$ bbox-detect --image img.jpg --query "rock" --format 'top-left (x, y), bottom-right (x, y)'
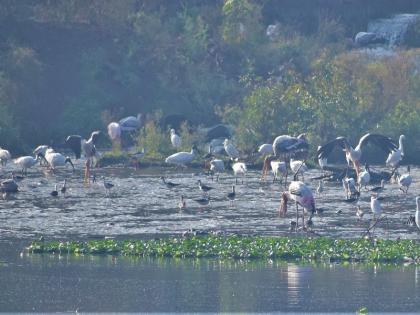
top-left (201, 124), bottom-right (232, 142)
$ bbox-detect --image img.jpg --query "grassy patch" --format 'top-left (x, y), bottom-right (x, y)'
top-left (27, 236), bottom-right (420, 263)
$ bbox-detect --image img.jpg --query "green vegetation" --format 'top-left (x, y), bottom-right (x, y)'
top-left (28, 236), bottom-right (420, 263)
top-left (1, 1), bottom-right (420, 161)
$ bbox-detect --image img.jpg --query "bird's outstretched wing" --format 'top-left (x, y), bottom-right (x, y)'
top-left (65, 135), bottom-right (82, 159)
top-left (317, 137), bottom-right (349, 159)
top-left (357, 133), bottom-right (397, 153)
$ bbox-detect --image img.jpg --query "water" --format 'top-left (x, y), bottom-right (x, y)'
top-left (1, 160), bottom-right (420, 311)
top-left (1, 239), bottom-right (420, 312)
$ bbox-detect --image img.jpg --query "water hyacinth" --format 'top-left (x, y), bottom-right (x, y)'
top-left (27, 236), bottom-right (420, 263)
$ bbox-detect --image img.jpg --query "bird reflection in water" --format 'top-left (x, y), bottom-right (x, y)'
top-left (285, 264), bottom-right (312, 306)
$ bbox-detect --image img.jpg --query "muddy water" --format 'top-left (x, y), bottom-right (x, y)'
top-left (1, 160), bottom-right (419, 240)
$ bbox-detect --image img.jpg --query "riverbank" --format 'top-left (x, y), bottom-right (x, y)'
top-left (28, 235), bottom-right (420, 263)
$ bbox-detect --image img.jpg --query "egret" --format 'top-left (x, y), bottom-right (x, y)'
top-left (398, 166), bottom-right (412, 194)
top-left (370, 194), bottom-right (382, 219)
top-left (0, 148), bottom-right (11, 166)
top-left (210, 159), bottom-right (225, 181)
top-left (279, 181), bottom-right (316, 229)
top-left (170, 129), bottom-right (182, 148)
top-left (386, 135), bottom-right (405, 169)
top-left (165, 145), bottom-right (198, 167)
top-left (232, 162), bottom-right (247, 184)
top-left (317, 133), bottom-right (397, 176)
top-left (415, 197), bottom-right (420, 230)
top-left (107, 122), bottom-right (122, 150)
top-left (223, 139), bottom-right (240, 160)
top-left (357, 165), bottom-right (371, 191)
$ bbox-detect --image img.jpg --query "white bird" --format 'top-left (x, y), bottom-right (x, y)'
top-left (415, 196), bottom-right (420, 230)
top-left (290, 158), bottom-right (307, 180)
top-left (356, 205), bottom-right (364, 220)
top-left (357, 165), bottom-right (371, 190)
top-left (44, 151), bottom-right (75, 172)
top-left (232, 162), bottom-right (247, 184)
top-left (82, 131), bottom-right (101, 160)
top-left (370, 194), bottom-right (382, 219)
top-left (223, 139), bottom-right (240, 160)
top-left (273, 134), bottom-right (309, 160)
top-left (271, 160), bottom-right (287, 183)
top-left (14, 156), bottom-right (40, 175)
top-left (119, 113), bottom-right (142, 132)
top-left (210, 159), bottom-right (225, 181)
top-left (165, 146), bottom-right (197, 167)
top-left (170, 129), bottom-right (182, 148)
top-left (398, 166), bottom-right (412, 194)
top-left (280, 181), bottom-right (316, 228)
top-left (386, 135), bottom-right (405, 169)
top-left (208, 138), bottom-right (225, 155)
top-left (33, 145), bottom-right (49, 166)
top-left (317, 133), bottom-right (397, 176)
top-left (0, 148), bottom-right (11, 166)
top-left (316, 180), bottom-right (324, 195)
top-left (342, 177), bottom-right (359, 200)
top-left (258, 143), bottom-right (273, 156)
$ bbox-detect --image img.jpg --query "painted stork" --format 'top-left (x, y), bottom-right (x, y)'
top-left (273, 134), bottom-right (309, 161)
top-left (43, 150), bottom-right (74, 172)
top-left (0, 148), bottom-right (11, 166)
top-left (317, 133), bottom-right (397, 176)
top-left (14, 156), bottom-right (40, 175)
top-left (165, 145), bottom-right (198, 167)
top-left (223, 139), bottom-right (240, 160)
top-left (170, 129), bottom-right (182, 148)
top-left (386, 135), bottom-right (405, 169)
top-left (290, 158), bottom-right (308, 181)
top-left (279, 181), bottom-right (316, 228)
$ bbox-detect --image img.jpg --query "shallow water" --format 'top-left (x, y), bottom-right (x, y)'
top-left (0, 239), bottom-right (420, 312)
top-left (1, 160), bottom-right (419, 240)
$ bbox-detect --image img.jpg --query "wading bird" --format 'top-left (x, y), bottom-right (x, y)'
top-left (317, 133), bottom-right (397, 176)
top-left (370, 194), bottom-right (382, 220)
top-left (290, 158), bottom-right (307, 181)
top-left (197, 180), bottom-right (213, 194)
top-left (14, 155), bottom-right (41, 175)
top-left (210, 159), bottom-right (225, 181)
top-left (227, 185), bottom-right (236, 206)
top-left (232, 162), bottom-right (247, 184)
top-left (279, 181), bottom-right (316, 229)
top-left (60, 179), bottom-right (67, 195)
top-left (170, 129), bottom-right (182, 148)
top-left (273, 134), bottom-right (309, 161)
top-left (119, 113), bottom-right (142, 132)
top-left (160, 176), bottom-right (180, 188)
top-left (103, 179), bottom-right (114, 196)
top-left (51, 185), bottom-right (58, 197)
top-left (357, 165), bottom-right (371, 191)
top-left (371, 179), bottom-right (385, 192)
top-left (398, 166), bottom-right (412, 194)
top-left (43, 150), bottom-right (75, 172)
top-left (178, 195), bottom-right (186, 210)
top-left (165, 145), bottom-right (198, 167)
top-left (0, 148), bottom-right (11, 166)
top-left (194, 196), bottom-right (210, 207)
top-left (223, 139), bottom-right (240, 160)
top-left (107, 122), bottom-right (121, 150)
top-left (258, 143), bottom-right (273, 156)
top-left (0, 178), bottom-right (18, 193)
top-left (415, 197), bottom-right (420, 230)
top-left (386, 135), bottom-right (405, 169)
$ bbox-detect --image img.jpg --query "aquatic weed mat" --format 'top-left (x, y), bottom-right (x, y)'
top-left (27, 236), bottom-right (420, 263)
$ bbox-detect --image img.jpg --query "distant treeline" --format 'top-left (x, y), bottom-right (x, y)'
top-left (1, 0), bottom-right (420, 162)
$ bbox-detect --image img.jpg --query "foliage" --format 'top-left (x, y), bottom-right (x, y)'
top-left (137, 115), bottom-right (172, 160)
top-left (29, 236), bottom-right (420, 263)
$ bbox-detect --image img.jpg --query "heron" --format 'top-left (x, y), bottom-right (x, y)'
top-left (279, 181), bottom-right (316, 229)
top-left (317, 133), bottom-right (397, 176)
top-left (170, 129), bottom-right (182, 148)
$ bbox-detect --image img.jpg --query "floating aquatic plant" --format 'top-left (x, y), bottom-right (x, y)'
top-left (27, 236), bottom-right (420, 263)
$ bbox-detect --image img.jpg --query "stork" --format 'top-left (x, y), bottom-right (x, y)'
top-left (279, 181), bottom-right (316, 229)
top-left (165, 145), bottom-right (198, 167)
top-left (223, 139), bottom-right (240, 160)
top-left (33, 145), bottom-right (50, 166)
top-left (210, 159), bottom-right (225, 181)
top-left (43, 150), bottom-right (74, 172)
top-left (273, 134), bottom-right (309, 161)
top-left (258, 143), bottom-right (274, 156)
top-left (119, 113), bottom-right (142, 132)
top-left (82, 131), bottom-right (101, 183)
top-left (317, 133), bottom-right (397, 176)
top-left (14, 155), bottom-right (41, 175)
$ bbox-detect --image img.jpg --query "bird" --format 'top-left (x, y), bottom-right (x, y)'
top-left (51, 184), bottom-right (58, 197)
top-left (317, 145), bottom-right (327, 171)
top-left (103, 179), bottom-right (114, 196)
top-left (356, 205), bottom-right (364, 220)
top-left (227, 185), bottom-right (236, 206)
top-left (119, 113), bottom-right (142, 132)
top-left (290, 158), bottom-right (307, 181)
top-left (60, 179), bottom-right (67, 195)
top-left (370, 194), bottom-right (382, 219)
top-left (128, 148), bottom-right (145, 170)
top-left (33, 145), bottom-right (49, 165)
top-left (415, 196), bottom-right (420, 230)
top-left (0, 178), bottom-right (18, 193)
top-left (258, 143), bottom-right (273, 156)
top-left (193, 196), bottom-right (210, 207)
top-left (160, 176), bottom-right (180, 188)
top-left (357, 165), bottom-right (371, 190)
top-left (342, 177), bottom-right (359, 200)
top-left (223, 139), bottom-right (240, 160)
top-left (386, 134), bottom-right (405, 169)
top-left (271, 160), bottom-right (287, 183)
top-left (43, 150), bottom-right (75, 172)
top-left (170, 129), bottom-right (182, 148)
top-left (209, 159), bottom-right (225, 181)
top-left (65, 130), bottom-right (101, 162)
top-left (398, 166), bottom-right (412, 194)
top-left (316, 181), bottom-right (324, 195)
top-left (371, 179), bottom-right (385, 192)
top-left (107, 122), bottom-right (122, 150)
top-left (165, 145), bottom-right (198, 167)
top-left (81, 131), bottom-right (101, 181)
top-left (279, 181), bottom-right (316, 229)
top-left (232, 162), bottom-right (247, 184)
top-left (273, 134), bottom-right (309, 161)
top-left (317, 133), bottom-right (397, 176)
top-left (0, 148), bottom-right (11, 166)
top-left (197, 180), bottom-right (213, 194)
top-left (14, 155), bottom-right (41, 175)
top-left (178, 195), bottom-right (186, 210)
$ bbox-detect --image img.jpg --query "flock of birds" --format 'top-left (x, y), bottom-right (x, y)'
top-left (1, 113), bottom-right (420, 235)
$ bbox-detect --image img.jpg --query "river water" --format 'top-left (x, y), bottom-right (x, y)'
top-left (1, 160), bottom-right (420, 312)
